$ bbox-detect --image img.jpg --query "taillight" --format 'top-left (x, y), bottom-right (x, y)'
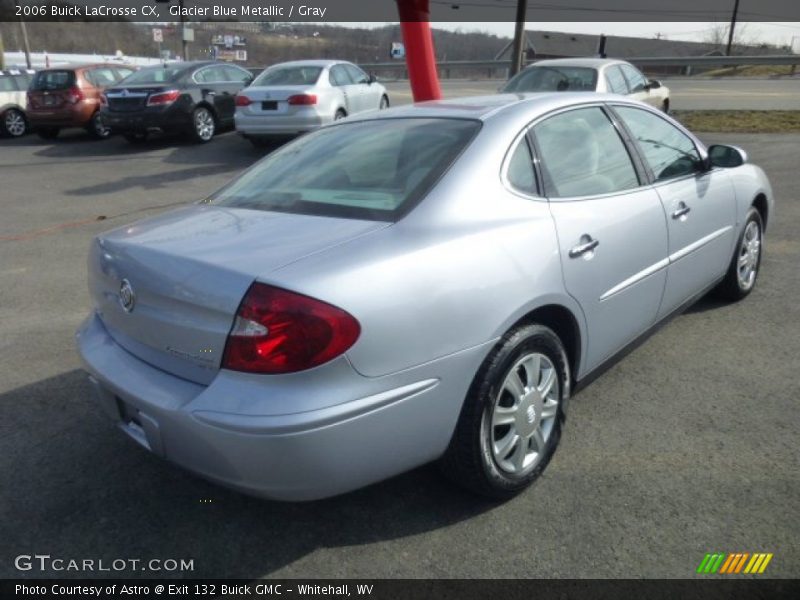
top-left (234, 94), bottom-right (252, 107)
top-left (287, 94), bottom-right (317, 106)
top-left (146, 89), bottom-right (181, 106)
top-left (222, 283), bottom-right (360, 374)
top-left (66, 86), bottom-right (84, 104)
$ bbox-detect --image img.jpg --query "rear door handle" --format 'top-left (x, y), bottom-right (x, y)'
top-left (569, 236), bottom-right (600, 258)
top-left (672, 203), bottom-right (691, 219)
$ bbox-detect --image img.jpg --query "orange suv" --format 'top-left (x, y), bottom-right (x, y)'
top-left (27, 63), bottom-right (135, 140)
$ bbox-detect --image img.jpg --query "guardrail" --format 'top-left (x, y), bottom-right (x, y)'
top-left (363, 55), bottom-right (799, 79)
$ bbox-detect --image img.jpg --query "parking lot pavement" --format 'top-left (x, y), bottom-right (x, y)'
top-left (0, 130), bottom-right (798, 579)
top-left (385, 77), bottom-right (800, 110)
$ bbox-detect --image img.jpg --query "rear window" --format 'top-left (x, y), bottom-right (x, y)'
top-left (210, 118), bottom-right (481, 221)
top-left (0, 75), bottom-right (17, 92)
top-left (254, 66), bottom-right (323, 86)
top-left (503, 66), bottom-right (598, 93)
top-left (122, 66), bottom-right (185, 84)
top-left (31, 70), bottom-right (75, 91)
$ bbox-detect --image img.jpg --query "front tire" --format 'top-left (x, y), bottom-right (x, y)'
top-left (1, 109), bottom-right (27, 137)
top-left (714, 207), bottom-right (763, 301)
top-left (440, 323), bottom-right (570, 499)
top-left (189, 107), bottom-right (216, 143)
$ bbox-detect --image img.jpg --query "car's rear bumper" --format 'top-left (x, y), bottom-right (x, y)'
top-left (76, 312), bottom-right (491, 500)
top-left (234, 111), bottom-right (328, 136)
top-left (102, 106), bottom-right (191, 134)
top-left (28, 104), bottom-right (93, 128)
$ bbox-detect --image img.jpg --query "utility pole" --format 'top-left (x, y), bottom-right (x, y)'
top-left (725, 0), bottom-right (741, 56)
top-left (13, 0), bottom-right (32, 69)
top-left (179, 0), bottom-right (188, 60)
top-left (509, 0), bottom-right (528, 77)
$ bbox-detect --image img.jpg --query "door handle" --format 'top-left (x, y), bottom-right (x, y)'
top-left (569, 236), bottom-right (600, 258)
top-left (672, 203), bottom-right (691, 219)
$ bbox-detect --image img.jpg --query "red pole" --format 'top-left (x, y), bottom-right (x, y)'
top-left (396, 0), bottom-right (442, 102)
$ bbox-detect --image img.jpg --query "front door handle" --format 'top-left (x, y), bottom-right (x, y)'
top-left (569, 236), bottom-right (600, 258)
top-left (672, 203), bottom-right (691, 219)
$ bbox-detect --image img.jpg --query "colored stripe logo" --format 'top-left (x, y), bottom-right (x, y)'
top-left (697, 553), bottom-right (773, 574)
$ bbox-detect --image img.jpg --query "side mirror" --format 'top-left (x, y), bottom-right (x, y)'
top-left (367, 73), bottom-right (377, 85)
top-left (708, 144), bottom-right (748, 168)
top-left (646, 79), bottom-right (662, 90)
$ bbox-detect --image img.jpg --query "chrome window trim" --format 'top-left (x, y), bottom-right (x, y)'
top-left (500, 126), bottom-right (544, 201)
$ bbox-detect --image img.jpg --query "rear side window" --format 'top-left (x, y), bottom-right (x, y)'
top-left (534, 107), bottom-right (639, 198)
top-left (210, 118), bottom-right (481, 221)
top-left (344, 64), bottom-right (369, 84)
top-left (86, 68), bottom-right (117, 87)
top-left (222, 65), bottom-right (251, 83)
top-left (31, 70), bottom-right (75, 91)
top-left (615, 106), bottom-right (702, 181)
top-left (605, 66), bottom-right (629, 95)
top-left (123, 66), bottom-right (184, 85)
top-left (620, 65), bottom-right (648, 93)
top-left (503, 66), bottom-right (598, 92)
top-left (254, 66), bottom-right (323, 86)
top-left (506, 137), bottom-right (537, 194)
top-left (329, 65), bottom-right (352, 87)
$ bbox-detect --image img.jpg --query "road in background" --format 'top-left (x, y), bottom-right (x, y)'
top-left (0, 131), bottom-right (798, 578)
top-left (385, 77), bottom-right (800, 110)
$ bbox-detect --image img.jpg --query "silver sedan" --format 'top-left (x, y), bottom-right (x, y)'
top-left (77, 94), bottom-right (772, 501)
top-left (234, 60), bottom-right (390, 145)
top-left (503, 58), bottom-right (671, 112)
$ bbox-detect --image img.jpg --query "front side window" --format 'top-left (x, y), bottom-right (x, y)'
top-left (615, 106), bottom-right (702, 181)
top-left (210, 118), bottom-right (481, 221)
top-left (503, 66), bottom-right (598, 93)
top-left (620, 64), bottom-right (648, 93)
top-left (506, 137), bottom-right (537, 194)
top-left (605, 66), bottom-right (629, 95)
top-left (534, 107), bottom-right (639, 198)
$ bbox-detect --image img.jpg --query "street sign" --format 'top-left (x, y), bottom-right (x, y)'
top-left (152, 28), bottom-right (163, 43)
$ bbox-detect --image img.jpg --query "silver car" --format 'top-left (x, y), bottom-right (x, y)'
top-left (234, 60), bottom-right (389, 145)
top-left (77, 94), bottom-right (772, 501)
top-left (503, 58), bottom-right (671, 113)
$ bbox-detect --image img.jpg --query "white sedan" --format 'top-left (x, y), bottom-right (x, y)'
top-left (234, 60), bottom-right (390, 146)
top-left (503, 58), bottom-right (671, 113)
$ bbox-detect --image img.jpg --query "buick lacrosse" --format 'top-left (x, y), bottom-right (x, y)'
top-left (77, 94), bottom-right (772, 500)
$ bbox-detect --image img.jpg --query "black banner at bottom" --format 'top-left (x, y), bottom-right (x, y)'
top-left (2, 579), bottom-right (799, 600)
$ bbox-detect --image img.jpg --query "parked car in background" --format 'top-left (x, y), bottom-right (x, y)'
top-left (77, 94), bottom-right (771, 501)
top-left (0, 69), bottom-right (35, 138)
top-left (234, 60), bottom-right (389, 146)
top-left (26, 64), bottom-right (135, 139)
top-left (102, 61), bottom-right (253, 144)
top-left (503, 58), bottom-right (671, 113)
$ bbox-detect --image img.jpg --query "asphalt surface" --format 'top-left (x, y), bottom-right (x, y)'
top-left (0, 128), bottom-right (798, 579)
top-left (386, 77), bottom-right (800, 110)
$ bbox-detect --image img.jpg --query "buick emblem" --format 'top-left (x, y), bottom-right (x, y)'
top-left (119, 279), bottom-right (136, 313)
top-left (121, 89), bottom-right (129, 97)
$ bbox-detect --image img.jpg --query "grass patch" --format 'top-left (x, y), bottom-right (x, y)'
top-left (671, 110), bottom-right (800, 133)
top-left (700, 65), bottom-right (797, 78)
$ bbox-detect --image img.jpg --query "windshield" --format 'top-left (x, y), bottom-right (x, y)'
top-left (503, 66), bottom-right (598, 92)
top-left (209, 118), bottom-right (481, 221)
top-left (121, 66), bottom-right (185, 85)
top-left (254, 66), bottom-right (323, 86)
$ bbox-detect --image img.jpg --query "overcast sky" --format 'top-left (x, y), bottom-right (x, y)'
top-left (336, 22), bottom-right (800, 49)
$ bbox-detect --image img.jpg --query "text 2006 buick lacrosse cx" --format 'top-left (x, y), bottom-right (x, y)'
top-left (77, 93), bottom-right (773, 500)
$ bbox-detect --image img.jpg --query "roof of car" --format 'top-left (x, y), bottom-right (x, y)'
top-left (261, 60), bottom-right (348, 69)
top-left (524, 57), bottom-right (628, 69)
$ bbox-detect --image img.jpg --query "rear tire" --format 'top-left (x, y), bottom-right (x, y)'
top-left (440, 323), bottom-right (570, 499)
top-left (714, 207), bottom-right (763, 302)
top-left (36, 127), bottom-right (60, 140)
top-left (87, 112), bottom-right (111, 139)
top-left (1, 108), bottom-right (27, 138)
top-left (189, 107), bottom-right (216, 143)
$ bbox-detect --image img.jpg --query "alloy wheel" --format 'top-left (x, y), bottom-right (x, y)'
top-left (5, 109), bottom-right (26, 137)
top-left (486, 352), bottom-right (560, 476)
top-left (737, 220), bottom-right (761, 291)
top-left (195, 109), bottom-right (215, 141)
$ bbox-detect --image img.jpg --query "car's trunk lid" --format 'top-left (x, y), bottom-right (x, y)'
top-left (104, 84), bottom-right (169, 112)
top-left (89, 205), bottom-right (386, 384)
